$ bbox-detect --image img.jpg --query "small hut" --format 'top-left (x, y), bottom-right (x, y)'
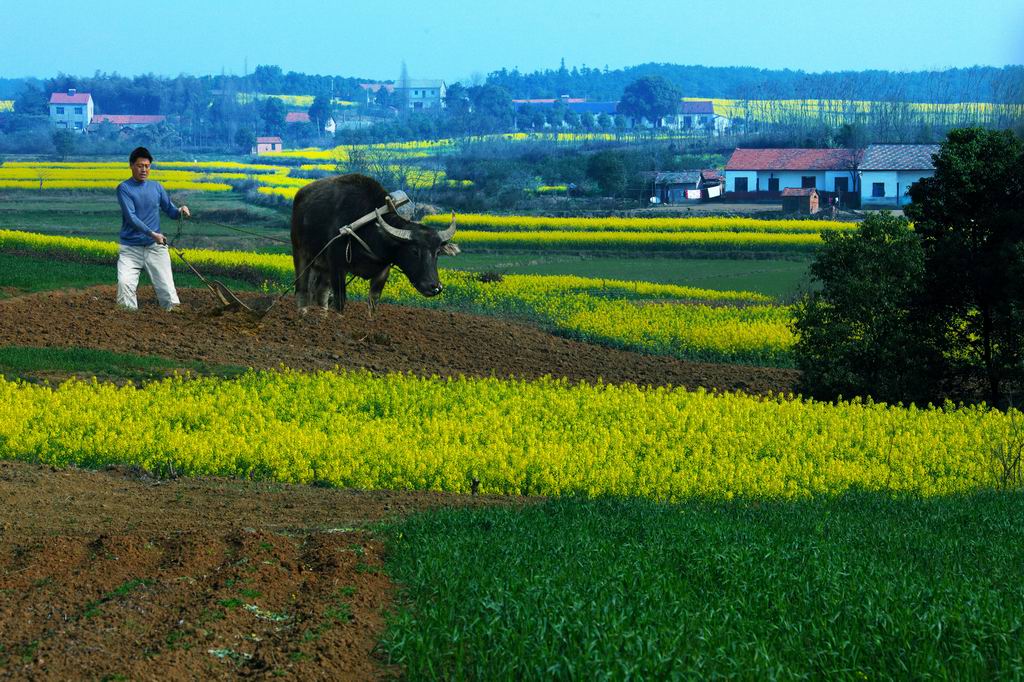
top-left (781, 187), bottom-right (819, 215)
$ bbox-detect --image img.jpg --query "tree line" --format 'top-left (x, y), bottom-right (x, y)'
top-left (486, 62), bottom-right (1024, 104)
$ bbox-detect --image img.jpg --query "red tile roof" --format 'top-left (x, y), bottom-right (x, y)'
top-left (726, 148), bottom-right (860, 171)
top-left (285, 112), bottom-right (310, 123)
top-left (256, 136), bottom-right (283, 144)
top-left (50, 92), bottom-right (92, 105)
top-left (93, 114), bottom-right (165, 125)
top-left (781, 187), bottom-right (818, 197)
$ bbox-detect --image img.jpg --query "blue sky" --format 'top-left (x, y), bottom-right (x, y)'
top-left (2, 0), bottom-right (1022, 82)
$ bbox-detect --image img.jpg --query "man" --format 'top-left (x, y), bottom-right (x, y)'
top-left (116, 146), bottom-right (191, 311)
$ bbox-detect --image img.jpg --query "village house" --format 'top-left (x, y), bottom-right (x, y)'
top-left (252, 136), bottom-right (283, 155)
top-left (89, 114), bottom-right (166, 134)
top-left (512, 96), bottom-right (619, 127)
top-left (724, 148), bottom-right (861, 202)
top-left (651, 170), bottom-right (724, 204)
top-left (395, 79), bottom-right (446, 111)
top-left (662, 101), bottom-right (730, 134)
top-left (285, 111), bottom-right (336, 133)
top-left (49, 89), bottom-right (94, 132)
top-left (859, 143), bottom-right (940, 208)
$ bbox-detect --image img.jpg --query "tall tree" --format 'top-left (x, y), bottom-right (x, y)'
top-left (308, 94), bottom-right (334, 133)
top-left (260, 96), bottom-right (287, 134)
top-left (907, 127), bottom-right (1024, 404)
top-left (792, 213), bottom-right (930, 404)
top-left (617, 76), bottom-right (681, 127)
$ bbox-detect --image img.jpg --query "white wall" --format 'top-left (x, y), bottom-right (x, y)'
top-left (861, 170), bottom-right (933, 206)
top-left (756, 171), bottom-right (826, 192)
top-left (725, 170), bottom-right (757, 192)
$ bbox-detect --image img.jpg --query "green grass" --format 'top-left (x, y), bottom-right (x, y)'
top-left (0, 251), bottom-right (263, 297)
top-left (445, 252), bottom-right (812, 300)
top-left (382, 493), bottom-right (1024, 680)
top-left (0, 346), bottom-right (245, 383)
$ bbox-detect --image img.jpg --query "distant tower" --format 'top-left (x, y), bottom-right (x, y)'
top-left (399, 60), bottom-right (410, 116)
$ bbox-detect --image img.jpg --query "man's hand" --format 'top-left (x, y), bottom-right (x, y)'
top-left (151, 232), bottom-right (168, 246)
top-left (180, 205), bottom-right (191, 219)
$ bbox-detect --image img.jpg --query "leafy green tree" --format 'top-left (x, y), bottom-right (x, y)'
top-left (617, 76), bottom-right (681, 127)
top-left (14, 84), bottom-right (48, 115)
top-left (907, 128), bottom-right (1024, 405)
top-left (51, 129), bottom-right (75, 160)
top-left (467, 84), bottom-right (514, 132)
top-left (308, 94), bottom-right (333, 132)
top-left (793, 213), bottom-right (929, 404)
top-left (260, 96), bottom-right (286, 134)
top-left (234, 127), bottom-right (256, 152)
top-left (586, 150), bottom-right (628, 196)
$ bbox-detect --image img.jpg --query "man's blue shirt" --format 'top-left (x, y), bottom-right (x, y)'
top-left (117, 179), bottom-right (181, 246)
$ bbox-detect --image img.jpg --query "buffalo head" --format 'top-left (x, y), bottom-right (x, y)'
top-left (377, 211), bottom-right (459, 296)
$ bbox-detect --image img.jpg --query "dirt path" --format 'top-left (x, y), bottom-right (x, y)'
top-left (0, 285), bottom-right (798, 395)
top-left (0, 460), bottom-right (526, 680)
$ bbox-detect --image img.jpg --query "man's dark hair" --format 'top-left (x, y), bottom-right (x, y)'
top-left (129, 147), bottom-right (153, 164)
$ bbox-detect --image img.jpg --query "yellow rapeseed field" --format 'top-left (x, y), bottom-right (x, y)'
top-left (0, 229), bottom-right (789, 365)
top-left (0, 369), bottom-right (1010, 500)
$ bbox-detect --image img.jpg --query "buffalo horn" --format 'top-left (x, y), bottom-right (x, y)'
top-left (377, 215), bottom-right (414, 241)
top-left (437, 211), bottom-right (457, 242)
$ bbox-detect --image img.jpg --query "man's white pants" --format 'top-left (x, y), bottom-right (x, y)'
top-left (117, 243), bottom-right (180, 310)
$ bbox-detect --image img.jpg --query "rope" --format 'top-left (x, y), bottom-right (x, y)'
top-left (184, 217), bottom-right (292, 245)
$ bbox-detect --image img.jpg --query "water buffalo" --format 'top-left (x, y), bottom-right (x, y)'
top-left (290, 174), bottom-right (458, 315)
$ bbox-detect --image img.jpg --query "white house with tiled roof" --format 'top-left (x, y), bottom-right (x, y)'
top-left (725, 148), bottom-right (862, 197)
top-left (49, 89), bottom-right (94, 132)
top-left (394, 79), bottom-right (446, 111)
top-left (859, 144), bottom-right (940, 207)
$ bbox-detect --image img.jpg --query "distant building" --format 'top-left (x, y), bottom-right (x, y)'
top-left (363, 80), bottom-right (446, 111)
top-left (252, 136), bottom-right (283, 155)
top-left (781, 187), bottom-right (820, 214)
top-left (286, 111), bottom-right (336, 134)
top-left (49, 89), bottom-right (94, 132)
top-left (652, 170), bottom-right (724, 204)
top-left (394, 79), bottom-right (447, 111)
top-left (660, 101), bottom-right (730, 134)
top-left (513, 96), bottom-right (619, 128)
top-left (725, 148), bottom-right (861, 198)
top-left (859, 144), bottom-right (940, 208)
top-left (89, 114), bottom-right (166, 132)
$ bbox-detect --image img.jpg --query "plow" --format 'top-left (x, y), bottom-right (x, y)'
top-left (168, 190), bottom-right (412, 319)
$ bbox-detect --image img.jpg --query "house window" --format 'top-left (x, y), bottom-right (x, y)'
top-left (56, 106), bottom-right (64, 114)
top-left (74, 122), bottom-right (82, 130)
top-left (734, 177), bottom-right (748, 192)
top-left (834, 177), bottom-right (849, 194)
top-left (75, 107), bottom-right (83, 114)
top-left (801, 176), bottom-right (816, 189)
top-left (872, 182), bottom-right (885, 197)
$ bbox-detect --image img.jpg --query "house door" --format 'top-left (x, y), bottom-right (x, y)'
top-left (768, 178), bottom-right (780, 193)
top-left (834, 177), bottom-right (849, 206)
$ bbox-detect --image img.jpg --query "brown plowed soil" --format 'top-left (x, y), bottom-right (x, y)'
top-left (0, 459), bottom-right (528, 680)
top-left (0, 285), bottom-right (798, 395)
top-left (0, 285), bottom-right (797, 678)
